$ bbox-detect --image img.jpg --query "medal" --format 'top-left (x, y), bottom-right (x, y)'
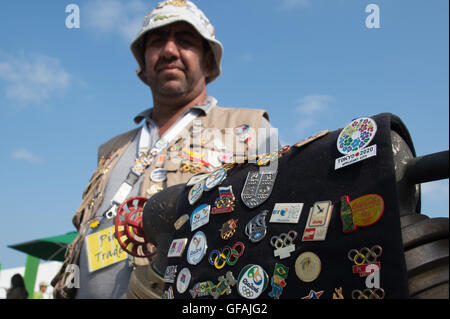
top-left (245, 210), bottom-right (268, 243)
top-left (204, 168), bottom-right (227, 191)
top-left (237, 264), bottom-right (269, 299)
top-left (295, 252), bottom-right (321, 282)
top-left (269, 203), bottom-right (304, 224)
top-left (188, 180), bottom-right (204, 206)
top-left (190, 204), bottom-right (211, 231)
top-left (186, 231), bottom-right (208, 265)
top-left (241, 170), bottom-right (277, 209)
top-left (176, 267), bottom-right (191, 294)
top-left (302, 201), bottom-right (334, 241)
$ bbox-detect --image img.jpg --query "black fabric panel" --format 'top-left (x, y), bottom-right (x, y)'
top-left (164, 113), bottom-right (410, 299)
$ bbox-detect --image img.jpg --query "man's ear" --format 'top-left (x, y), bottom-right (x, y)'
top-left (203, 50), bottom-right (215, 79)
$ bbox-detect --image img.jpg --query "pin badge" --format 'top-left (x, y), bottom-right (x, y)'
top-left (212, 186), bottom-right (235, 214)
top-left (301, 289), bottom-right (324, 299)
top-left (167, 238), bottom-right (188, 258)
top-left (187, 231), bottom-right (208, 265)
top-left (350, 194), bottom-right (385, 227)
top-left (335, 117), bottom-right (377, 170)
top-left (190, 281), bottom-right (212, 299)
top-left (268, 263), bottom-right (289, 299)
top-left (340, 195), bottom-right (357, 233)
top-left (348, 245), bottom-right (382, 277)
top-left (269, 203), bottom-right (304, 224)
top-left (204, 168), bottom-right (227, 191)
top-left (206, 271), bottom-right (237, 299)
top-left (295, 252), bottom-right (321, 282)
top-left (190, 204), bottom-right (211, 231)
top-left (186, 173), bottom-right (209, 187)
top-left (241, 170), bottom-right (277, 209)
top-left (176, 267), bottom-right (191, 294)
top-left (351, 288), bottom-right (385, 299)
top-left (219, 218), bottom-right (238, 240)
top-left (271, 230), bottom-right (297, 259)
top-left (188, 180), bottom-right (204, 206)
top-left (294, 130), bottom-right (330, 148)
top-left (150, 168), bottom-right (167, 182)
top-left (302, 201), bottom-right (334, 241)
top-left (174, 214), bottom-right (189, 230)
top-left (333, 287), bottom-right (344, 299)
top-left (245, 210), bottom-right (268, 243)
top-left (237, 264), bottom-right (269, 299)
top-left (163, 265), bottom-right (178, 283)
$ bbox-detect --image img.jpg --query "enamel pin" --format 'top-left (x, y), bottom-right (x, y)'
top-left (268, 263), bottom-right (289, 299)
top-left (186, 231), bottom-right (208, 265)
top-left (190, 204), bottom-right (211, 231)
top-left (167, 238), bottom-right (188, 258)
top-left (269, 203), bottom-right (304, 224)
top-left (212, 186), bottom-right (235, 214)
top-left (302, 200), bottom-right (334, 241)
top-left (241, 170), bottom-right (277, 209)
top-left (295, 252), bottom-right (321, 283)
top-left (237, 264), bottom-right (269, 299)
top-left (245, 210), bottom-right (269, 243)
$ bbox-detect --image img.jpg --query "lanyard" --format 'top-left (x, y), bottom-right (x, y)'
top-left (104, 108), bottom-right (201, 218)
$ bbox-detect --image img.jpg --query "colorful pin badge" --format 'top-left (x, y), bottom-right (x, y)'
top-left (294, 130), bottom-right (330, 148)
top-left (163, 265), bottom-right (178, 283)
top-left (206, 271), bottom-right (237, 299)
top-left (241, 170), bottom-right (277, 209)
top-left (219, 219), bottom-right (238, 240)
top-left (212, 186), bottom-right (235, 214)
top-left (348, 245), bottom-right (382, 277)
top-left (269, 203), bottom-right (304, 224)
top-left (333, 287), bottom-right (344, 299)
top-left (340, 195), bottom-right (357, 233)
top-left (302, 201), bottom-right (334, 241)
top-left (237, 264), bottom-right (269, 299)
top-left (189, 281), bottom-right (212, 299)
top-left (295, 252), bottom-right (321, 282)
top-left (301, 289), bottom-right (324, 299)
top-left (167, 238), bottom-right (188, 258)
top-left (268, 263), bottom-right (289, 299)
top-left (190, 204), bottom-right (211, 231)
top-left (270, 230), bottom-right (297, 259)
top-left (350, 194), bottom-right (385, 227)
top-left (335, 117), bottom-right (378, 170)
top-left (245, 210), bottom-right (268, 243)
top-left (187, 231), bottom-right (208, 265)
top-left (176, 267), bottom-right (191, 294)
top-left (204, 168), bottom-right (227, 191)
top-left (188, 180), bottom-right (204, 206)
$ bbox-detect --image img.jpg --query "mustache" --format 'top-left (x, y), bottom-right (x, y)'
top-left (155, 59), bottom-right (185, 72)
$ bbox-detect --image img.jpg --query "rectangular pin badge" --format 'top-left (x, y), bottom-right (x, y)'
top-left (269, 203), bottom-right (304, 223)
top-left (302, 201), bottom-right (334, 241)
top-left (335, 145), bottom-right (377, 170)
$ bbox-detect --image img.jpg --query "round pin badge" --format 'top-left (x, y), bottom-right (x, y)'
top-left (176, 267), bottom-right (191, 294)
top-left (295, 252), bottom-right (321, 282)
top-left (150, 168), bottom-right (167, 182)
top-left (188, 180), bottom-right (204, 205)
top-left (204, 168), bottom-right (227, 191)
top-left (237, 264), bottom-right (269, 299)
top-left (350, 194), bottom-right (385, 227)
top-left (186, 231), bottom-right (207, 265)
top-left (337, 117), bottom-right (377, 155)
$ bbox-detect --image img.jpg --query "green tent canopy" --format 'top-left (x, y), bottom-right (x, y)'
top-left (8, 231), bottom-right (77, 262)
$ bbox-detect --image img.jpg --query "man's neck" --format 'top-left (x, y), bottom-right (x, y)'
top-left (151, 90), bottom-right (207, 137)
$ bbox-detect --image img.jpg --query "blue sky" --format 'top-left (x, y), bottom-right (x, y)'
top-left (0, 0), bottom-right (448, 269)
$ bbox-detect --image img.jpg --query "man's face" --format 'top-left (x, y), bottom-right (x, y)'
top-left (143, 22), bottom-right (212, 98)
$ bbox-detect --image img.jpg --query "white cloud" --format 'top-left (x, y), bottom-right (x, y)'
top-left (0, 52), bottom-right (71, 104)
top-left (11, 149), bottom-right (42, 163)
top-left (421, 180), bottom-right (449, 199)
top-left (281, 0), bottom-right (310, 9)
top-left (294, 94), bottom-right (334, 137)
top-left (84, 0), bottom-right (151, 42)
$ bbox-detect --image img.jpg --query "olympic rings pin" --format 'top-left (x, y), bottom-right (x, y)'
top-left (351, 288), bottom-right (385, 299)
top-left (348, 245), bottom-right (382, 277)
top-left (208, 242), bottom-right (245, 269)
top-left (270, 230), bottom-right (297, 259)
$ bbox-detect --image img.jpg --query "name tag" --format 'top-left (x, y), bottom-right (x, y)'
top-left (85, 225), bottom-right (128, 272)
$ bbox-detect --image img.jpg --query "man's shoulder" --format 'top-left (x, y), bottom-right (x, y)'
top-left (97, 127), bottom-right (141, 163)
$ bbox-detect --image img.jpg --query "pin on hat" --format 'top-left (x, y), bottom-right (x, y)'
top-left (131, 0), bottom-right (223, 85)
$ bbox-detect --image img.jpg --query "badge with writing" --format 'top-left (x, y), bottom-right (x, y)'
top-left (302, 201), bottom-right (334, 241)
top-left (187, 231), bottom-right (208, 265)
top-left (204, 168), bottom-right (227, 191)
top-left (164, 265), bottom-right (178, 283)
top-left (212, 186), bottom-right (235, 214)
top-left (335, 117), bottom-right (377, 170)
top-left (241, 170), bottom-right (277, 209)
top-left (350, 194), bottom-right (384, 227)
top-left (269, 203), bottom-right (304, 224)
top-left (237, 264), bottom-right (269, 299)
top-left (190, 204), bottom-right (211, 231)
top-left (167, 238), bottom-right (188, 258)
top-left (85, 225), bottom-right (128, 272)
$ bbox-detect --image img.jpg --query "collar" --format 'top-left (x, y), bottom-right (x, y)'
top-left (134, 96), bottom-right (218, 125)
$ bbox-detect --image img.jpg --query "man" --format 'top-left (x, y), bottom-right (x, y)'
top-left (52, 0), bottom-right (278, 299)
top-left (32, 282), bottom-right (49, 299)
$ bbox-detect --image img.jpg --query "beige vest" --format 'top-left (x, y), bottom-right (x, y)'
top-left (52, 105), bottom-right (267, 298)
